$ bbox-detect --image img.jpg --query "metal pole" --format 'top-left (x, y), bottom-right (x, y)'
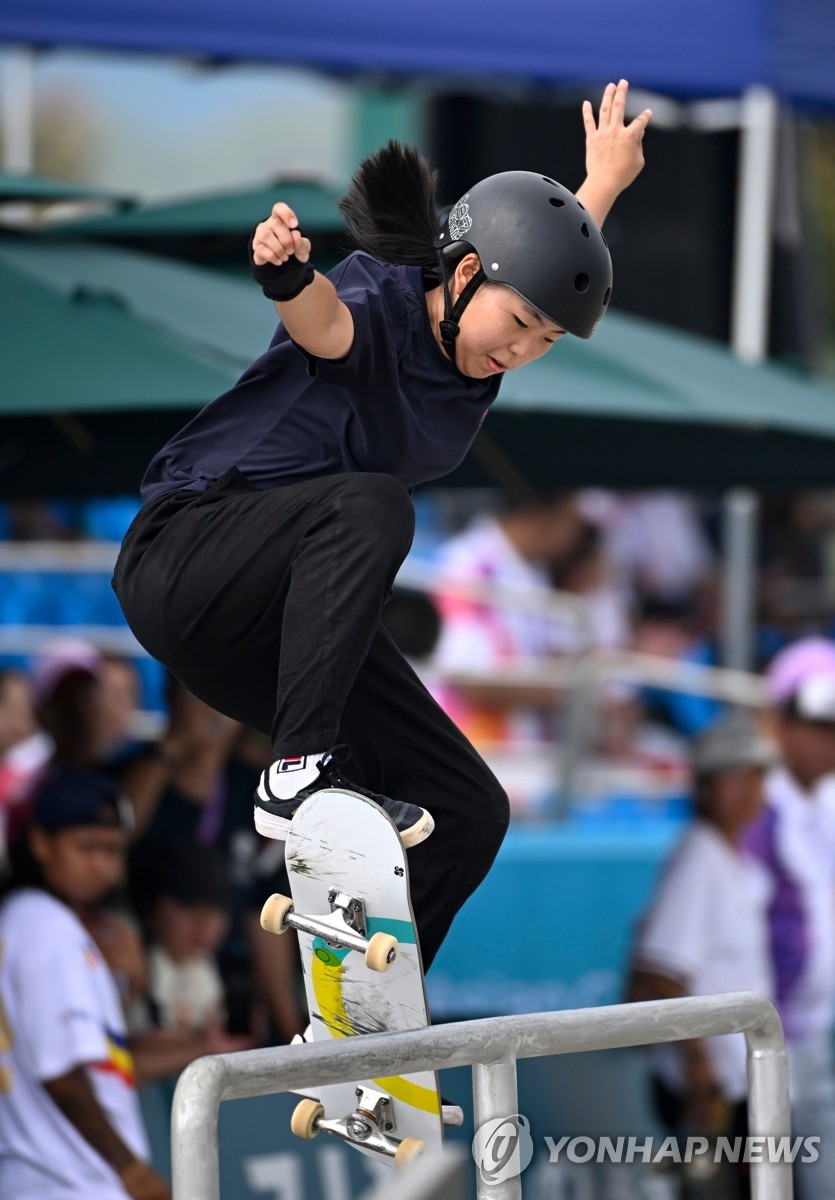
top-left (722, 86), bottom-right (778, 673)
top-left (730, 85), bottom-right (779, 365)
top-left (721, 488), bottom-right (759, 671)
top-left (472, 1058), bottom-right (523, 1200)
top-left (170, 1055), bottom-right (226, 1200)
top-left (746, 1005), bottom-right (794, 1200)
top-left (0, 45), bottom-right (35, 173)
top-left (556, 654), bottom-right (598, 817)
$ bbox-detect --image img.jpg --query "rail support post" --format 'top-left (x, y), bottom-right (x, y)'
top-left (747, 1009), bottom-right (793, 1200)
top-left (472, 1056), bottom-right (524, 1200)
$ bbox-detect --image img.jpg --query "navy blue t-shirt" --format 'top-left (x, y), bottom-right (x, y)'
top-left (140, 252), bottom-right (503, 502)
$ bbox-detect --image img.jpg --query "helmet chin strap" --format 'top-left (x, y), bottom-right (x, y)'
top-left (436, 250), bottom-right (485, 362)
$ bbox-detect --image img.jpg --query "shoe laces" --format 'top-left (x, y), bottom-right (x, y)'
top-left (314, 745), bottom-right (351, 786)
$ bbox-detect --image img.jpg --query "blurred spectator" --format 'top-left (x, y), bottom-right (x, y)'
top-left (32, 637), bottom-right (111, 767)
top-left (634, 597), bottom-right (724, 738)
top-left (432, 497), bottom-right (638, 811)
top-left (745, 638), bottom-right (835, 1200)
top-left (29, 645), bottom-right (241, 844)
top-left (127, 838), bottom-right (252, 1083)
top-left (221, 728), bottom-right (306, 1044)
top-left (126, 676), bottom-right (240, 845)
top-left (550, 520), bottom-right (631, 654)
top-left (0, 668), bottom-right (50, 828)
top-left (580, 490), bottom-right (715, 610)
top-left (628, 711), bottom-right (777, 1200)
top-left (432, 493), bottom-right (585, 747)
top-left (99, 655), bottom-right (144, 763)
top-left (551, 520), bottom-right (637, 758)
top-left (0, 769), bottom-right (168, 1199)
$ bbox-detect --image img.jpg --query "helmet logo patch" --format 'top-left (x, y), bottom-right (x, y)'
top-left (449, 194), bottom-right (472, 241)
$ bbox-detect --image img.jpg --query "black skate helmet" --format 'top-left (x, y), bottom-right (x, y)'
top-left (433, 171), bottom-right (613, 358)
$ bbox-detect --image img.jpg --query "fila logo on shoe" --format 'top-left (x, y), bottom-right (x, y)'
top-left (279, 756), bottom-right (307, 773)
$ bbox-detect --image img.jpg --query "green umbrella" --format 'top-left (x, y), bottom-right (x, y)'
top-left (0, 239), bottom-right (239, 495)
top-left (0, 237), bottom-right (274, 381)
top-left (41, 177), bottom-right (344, 238)
top-left (4, 234), bottom-right (835, 494)
top-left (0, 169), bottom-right (132, 205)
top-left (463, 309), bottom-right (835, 491)
top-left (0, 248), bottom-right (239, 416)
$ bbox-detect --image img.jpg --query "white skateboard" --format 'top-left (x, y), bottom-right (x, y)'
top-left (260, 788), bottom-right (443, 1167)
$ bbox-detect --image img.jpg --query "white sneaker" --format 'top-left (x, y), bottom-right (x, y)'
top-left (255, 746), bottom-right (434, 848)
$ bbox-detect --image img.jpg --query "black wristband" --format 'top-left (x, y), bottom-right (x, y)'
top-left (248, 236), bottom-right (315, 302)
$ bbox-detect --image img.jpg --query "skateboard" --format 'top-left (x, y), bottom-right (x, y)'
top-left (260, 787), bottom-right (442, 1168)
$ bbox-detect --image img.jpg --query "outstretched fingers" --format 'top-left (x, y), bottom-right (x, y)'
top-left (610, 79), bottom-right (629, 123)
top-left (629, 107), bottom-right (654, 141)
top-left (581, 79), bottom-right (653, 195)
top-left (598, 80), bottom-right (617, 125)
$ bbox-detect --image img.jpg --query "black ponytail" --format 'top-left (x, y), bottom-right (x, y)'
top-left (338, 141), bottom-right (440, 266)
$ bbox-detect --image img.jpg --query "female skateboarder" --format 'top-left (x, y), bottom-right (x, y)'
top-left (113, 81), bottom-right (651, 970)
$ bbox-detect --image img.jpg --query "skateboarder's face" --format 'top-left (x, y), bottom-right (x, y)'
top-left (30, 824), bottom-right (127, 910)
top-left (437, 254), bottom-right (565, 379)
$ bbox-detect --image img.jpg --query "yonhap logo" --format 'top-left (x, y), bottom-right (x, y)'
top-left (472, 1114), bottom-right (534, 1184)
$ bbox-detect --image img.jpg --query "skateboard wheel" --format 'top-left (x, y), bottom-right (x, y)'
top-left (394, 1136), bottom-right (425, 1167)
top-left (364, 931), bottom-right (398, 973)
top-left (260, 893), bottom-right (294, 935)
top-left (290, 1099), bottom-right (324, 1139)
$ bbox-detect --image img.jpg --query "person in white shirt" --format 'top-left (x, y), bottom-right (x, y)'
top-left (746, 638), bottom-right (835, 1200)
top-left (629, 711), bottom-right (777, 1199)
top-left (432, 497), bottom-right (631, 752)
top-left (0, 768), bottom-right (168, 1200)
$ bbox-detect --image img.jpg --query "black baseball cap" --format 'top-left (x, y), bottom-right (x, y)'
top-left (32, 769), bottom-right (133, 834)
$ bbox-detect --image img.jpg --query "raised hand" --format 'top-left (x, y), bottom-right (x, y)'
top-left (582, 80), bottom-right (652, 197)
top-left (251, 202), bottom-right (311, 266)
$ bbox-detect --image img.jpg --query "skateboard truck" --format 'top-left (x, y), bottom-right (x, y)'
top-left (260, 891), bottom-right (399, 973)
top-left (291, 1088), bottom-right (425, 1167)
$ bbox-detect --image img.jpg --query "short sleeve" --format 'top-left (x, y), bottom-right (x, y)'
top-left (633, 832), bottom-right (714, 986)
top-left (303, 254), bottom-right (412, 385)
top-left (14, 928), bottom-right (108, 1082)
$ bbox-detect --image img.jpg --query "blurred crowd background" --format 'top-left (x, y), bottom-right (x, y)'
top-left (2, 10), bottom-right (835, 1198)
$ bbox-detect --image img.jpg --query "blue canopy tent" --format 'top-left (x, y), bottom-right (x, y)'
top-left (1, 0), bottom-right (834, 106)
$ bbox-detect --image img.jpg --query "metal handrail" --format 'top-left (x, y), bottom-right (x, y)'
top-left (171, 992), bottom-right (792, 1200)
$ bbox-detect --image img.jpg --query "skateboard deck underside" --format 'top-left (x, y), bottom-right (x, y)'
top-left (285, 788), bottom-right (442, 1158)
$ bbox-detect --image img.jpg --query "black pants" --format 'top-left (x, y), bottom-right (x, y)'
top-left (112, 468), bottom-right (509, 968)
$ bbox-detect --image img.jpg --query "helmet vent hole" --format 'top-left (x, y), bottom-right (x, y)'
top-left (577, 200), bottom-right (586, 211)
top-left (602, 286), bottom-right (612, 307)
top-left (542, 176), bottom-right (557, 185)
top-left (549, 197), bottom-right (565, 209)
top-left (574, 273), bottom-right (590, 293)
top-left (580, 222), bottom-right (590, 238)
